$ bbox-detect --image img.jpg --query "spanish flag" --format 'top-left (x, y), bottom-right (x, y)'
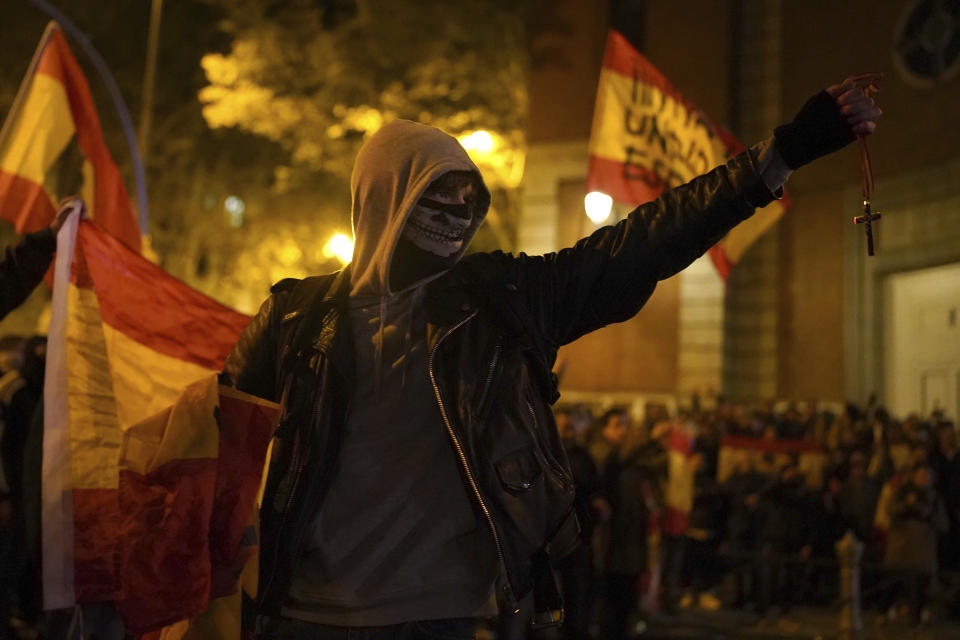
top-left (663, 423), bottom-right (696, 536)
top-left (0, 23), bottom-right (141, 252)
top-left (717, 435), bottom-right (826, 485)
top-left (586, 29), bottom-right (788, 280)
top-left (43, 213), bottom-right (275, 634)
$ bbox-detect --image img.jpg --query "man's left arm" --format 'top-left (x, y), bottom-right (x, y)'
top-left (501, 79), bottom-right (880, 350)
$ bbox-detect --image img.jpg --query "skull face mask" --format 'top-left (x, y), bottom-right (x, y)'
top-left (401, 197), bottom-right (473, 258)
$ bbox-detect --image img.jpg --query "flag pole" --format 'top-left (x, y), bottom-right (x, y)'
top-left (0, 22), bottom-right (58, 154)
top-left (138, 0), bottom-right (164, 166)
top-left (23, 4), bottom-right (151, 236)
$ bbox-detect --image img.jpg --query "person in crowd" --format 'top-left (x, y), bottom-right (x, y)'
top-left (0, 337), bottom-right (46, 633)
top-left (587, 408), bottom-right (630, 470)
top-left (641, 421), bottom-right (687, 616)
top-left (600, 420), bottom-right (665, 640)
top-left (726, 404), bottom-right (754, 438)
top-left (0, 199), bottom-right (77, 321)
top-left (932, 423), bottom-right (960, 617)
top-left (711, 397), bottom-right (737, 437)
top-left (834, 447), bottom-right (887, 606)
top-left (0, 336), bottom-right (25, 640)
top-left (804, 469), bottom-right (844, 605)
top-left (639, 403), bottom-right (669, 440)
top-left (586, 407), bottom-right (631, 622)
top-left (880, 464), bottom-right (944, 626)
top-left (723, 450), bottom-right (769, 611)
top-left (756, 462), bottom-right (812, 616)
top-left (797, 400), bottom-right (819, 440)
top-left (694, 415), bottom-right (721, 483)
top-left (775, 404), bottom-right (806, 440)
top-left (885, 421), bottom-right (914, 475)
top-left (555, 408), bottom-right (602, 640)
top-left (680, 457), bottom-right (724, 611)
top-left (755, 401), bottom-right (777, 434)
top-left (837, 451), bottom-right (879, 543)
top-left (0, 338), bottom-right (25, 387)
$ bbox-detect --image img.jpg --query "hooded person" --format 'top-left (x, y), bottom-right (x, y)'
top-left (226, 79), bottom-right (880, 639)
top-left (275, 121), bottom-right (501, 629)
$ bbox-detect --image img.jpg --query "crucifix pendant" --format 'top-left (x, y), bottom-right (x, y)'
top-left (854, 200), bottom-right (881, 256)
top-left (848, 72), bottom-right (883, 257)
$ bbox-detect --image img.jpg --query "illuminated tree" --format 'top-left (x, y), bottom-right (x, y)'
top-left (0, 1), bottom-right (534, 322)
top-left (199, 0), bottom-right (531, 250)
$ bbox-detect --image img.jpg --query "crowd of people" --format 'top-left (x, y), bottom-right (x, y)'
top-left (1, 324), bottom-right (958, 640)
top-left (550, 398), bottom-right (960, 639)
top-left (0, 334), bottom-right (47, 638)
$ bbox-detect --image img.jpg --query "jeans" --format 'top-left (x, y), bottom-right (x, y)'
top-left (257, 615), bottom-right (477, 640)
top-left (600, 572), bottom-right (638, 640)
top-left (558, 545), bottom-right (592, 640)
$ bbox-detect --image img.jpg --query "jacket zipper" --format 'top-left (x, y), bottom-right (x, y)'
top-left (260, 415), bottom-right (305, 605)
top-left (428, 311), bottom-right (519, 613)
top-left (525, 399), bottom-right (570, 487)
top-left (476, 339), bottom-right (501, 412)
top-left (261, 356), bottom-right (326, 607)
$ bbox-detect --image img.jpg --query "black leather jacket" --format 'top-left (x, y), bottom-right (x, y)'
top-left (223, 151), bottom-right (775, 620)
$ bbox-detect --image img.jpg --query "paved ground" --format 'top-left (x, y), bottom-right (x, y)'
top-left (478, 606), bottom-right (960, 639)
top-left (638, 606), bottom-right (960, 639)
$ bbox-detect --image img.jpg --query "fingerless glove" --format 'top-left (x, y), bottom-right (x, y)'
top-left (773, 90), bottom-right (855, 170)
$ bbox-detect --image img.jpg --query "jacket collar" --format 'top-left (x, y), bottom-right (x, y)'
top-left (307, 266), bottom-right (483, 369)
top-left (284, 267), bottom-right (354, 380)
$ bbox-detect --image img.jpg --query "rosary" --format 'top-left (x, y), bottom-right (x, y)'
top-left (850, 73), bottom-right (883, 256)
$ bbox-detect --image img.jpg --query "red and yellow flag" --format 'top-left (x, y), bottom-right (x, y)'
top-left (586, 29), bottom-right (788, 280)
top-left (716, 435), bottom-right (826, 485)
top-left (43, 214), bottom-right (273, 634)
top-left (663, 423), bottom-right (696, 536)
top-left (0, 23), bottom-right (141, 252)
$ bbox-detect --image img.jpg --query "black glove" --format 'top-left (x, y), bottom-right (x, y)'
top-left (774, 90), bottom-right (855, 170)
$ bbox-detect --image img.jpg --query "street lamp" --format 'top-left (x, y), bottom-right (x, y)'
top-left (584, 191), bottom-right (613, 224)
top-left (458, 130), bottom-right (496, 155)
top-left (323, 233), bottom-right (354, 264)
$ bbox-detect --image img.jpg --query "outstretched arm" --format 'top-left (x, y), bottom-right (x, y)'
top-left (500, 79), bottom-right (881, 350)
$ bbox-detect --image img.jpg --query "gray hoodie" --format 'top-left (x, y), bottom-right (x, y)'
top-left (281, 120), bottom-right (497, 626)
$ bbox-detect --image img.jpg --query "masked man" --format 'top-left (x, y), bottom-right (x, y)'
top-left (225, 79), bottom-right (880, 639)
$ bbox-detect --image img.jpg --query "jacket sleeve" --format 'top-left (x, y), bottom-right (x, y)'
top-left (507, 151), bottom-right (776, 348)
top-left (0, 228), bottom-right (56, 320)
top-left (223, 294), bottom-right (281, 402)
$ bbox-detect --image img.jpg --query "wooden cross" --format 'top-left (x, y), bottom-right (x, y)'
top-left (854, 200), bottom-right (881, 256)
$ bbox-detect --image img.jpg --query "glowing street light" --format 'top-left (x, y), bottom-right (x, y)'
top-left (224, 195), bottom-right (245, 227)
top-left (323, 233), bottom-right (354, 264)
top-left (584, 191), bottom-right (613, 224)
top-left (458, 130), bottom-right (496, 155)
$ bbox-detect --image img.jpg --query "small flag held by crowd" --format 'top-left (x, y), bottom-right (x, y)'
top-left (664, 423), bottom-right (697, 536)
top-left (717, 434), bottom-right (827, 485)
top-left (586, 29), bottom-right (789, 280)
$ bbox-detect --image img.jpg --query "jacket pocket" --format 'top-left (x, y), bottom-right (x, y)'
top-left (496, 448), bottom-right (543, 493)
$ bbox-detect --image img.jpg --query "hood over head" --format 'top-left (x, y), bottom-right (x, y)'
top-left (348, 119), bottom-right (491, 296)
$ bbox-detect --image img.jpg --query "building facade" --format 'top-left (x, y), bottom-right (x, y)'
top-left (523, 0), bottom-right (960, 418)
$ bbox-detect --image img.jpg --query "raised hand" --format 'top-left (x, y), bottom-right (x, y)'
top-left (827, 73), bottom-right (883, 136)
top-left (51, 197), bottom-right (87, 234)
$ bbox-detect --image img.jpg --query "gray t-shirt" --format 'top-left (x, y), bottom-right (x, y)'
top-left (282, 288), bottom-right (497, 625)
